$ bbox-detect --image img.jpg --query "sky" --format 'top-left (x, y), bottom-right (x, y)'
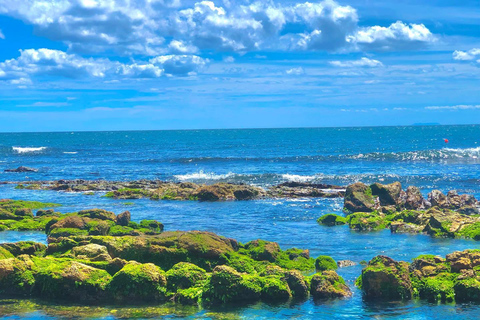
top-left (0, 0), bottom-right (479, 132)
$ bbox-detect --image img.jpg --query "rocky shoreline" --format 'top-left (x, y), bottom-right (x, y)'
top-left (317, 181), bottom-right (480, 240)
top-left (0, 199), bottom-right (350, 306)
top-left (1, 198), bottom-right (480, 305)
top-left (8, 179), bottom-right (345, 201)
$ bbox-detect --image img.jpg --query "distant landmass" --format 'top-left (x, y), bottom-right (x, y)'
top-left (412, 122), bottom-right (441, 126)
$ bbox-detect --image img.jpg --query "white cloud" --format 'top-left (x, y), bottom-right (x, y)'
top-left (453, 48), bottom-right (480, 62)
top-left (223, 56), bottom-right (235, 63)
top-left (0, 48), bottom-right (209, 82)
top-left (0, 0), bottom-right (436, 55)
top-left (0, 29), bottom-right (4, 39)
top-left (329, 57), bottom-right (383, 67)
top-left (425, 105), bottom-right (480, 111)
top-left (351, 21), bottom-right (436, 51)
top-left (285, 67), bottom-right (305, 75)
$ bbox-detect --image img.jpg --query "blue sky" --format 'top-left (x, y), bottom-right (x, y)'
top-left (0, 0), bottom-right (479, 132)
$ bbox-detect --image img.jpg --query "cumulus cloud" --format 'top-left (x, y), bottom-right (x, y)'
top-left (0, 0), bottom-right (436, 55)
top-left (0, 29), bottom-right (4, 39)
top-left (351, 21), bottom-right (436, 51)
top-left (0, 48), bottom-right (209, 82)
top-left (425, 105), bottom-right (480, 111)
top-left (453, 48), bottom-right (480, 62)
top-left (329, 57), bottom-right (383, 67)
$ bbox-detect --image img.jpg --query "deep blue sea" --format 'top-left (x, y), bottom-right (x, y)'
top-left (1, 125), bottom-right (480, 319)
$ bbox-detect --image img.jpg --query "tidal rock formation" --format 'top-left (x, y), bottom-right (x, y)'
top-left (4, 166), bottom-right (38, 173)
top-left (344, 182), bottom-right (375, 213)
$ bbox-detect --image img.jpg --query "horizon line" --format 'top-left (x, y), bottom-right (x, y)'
top-left (2, 123), bottom-right (480, 134)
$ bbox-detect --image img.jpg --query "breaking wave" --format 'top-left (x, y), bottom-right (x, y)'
top-left (174, 171), bottom-right (236, 181)
top-left (346, 147), bottom-right (480, 161)
top-left (12, 147), bottom-right (47, 154)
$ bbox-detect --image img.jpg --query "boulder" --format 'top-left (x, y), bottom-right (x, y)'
top-left (315, 256), bottom-right (338, 271)
top-left (370, 182), bottom-right (402, 206)
top-left (317, 214), bottom-right (347, 226)
top-left (244, 240), bottom-right (280, 262)
top-left (4, 166), bottom-right (38, 173)
top-left (115, 211), bottom-right (131, 226)
top-left (405, 186), bottom-right (428, 210)
top-left (166, 262), bottom-right (207, 291)
top-left (428, 190), bottom-right (449, 208)
top-left (284, 270), bottom-right (309, 298)
top-left (337, 260), bottom-right (356, 268)
top-left (107, 262), bottom-right (167, 302)
top-left (72, 244), bottom-right (111, 260)
top-left (202, 265), bottom-right (262, 304)
top-left (361, 255), bottom-right (413, 300)
top-left (0, 242), bottom-right (46, 256)
top-left (310, 270), bottom-right (352, 299)
top-left (78, 209), bottom-right (116, 221)
top-left (344, 182), bottom-right (375, 213)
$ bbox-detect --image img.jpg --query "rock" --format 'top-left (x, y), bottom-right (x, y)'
top-left (284, 270), bottom-right (309, 298)
top-left (361, 255), bottom-right (413, 300)
top-left (457, 205), bottom-right (480, 215)
top-left (0, 257), bottom-right (35, 295)
top-left (317, 214), bottom-right (347, 226)
top-left (78, 209), bottom-right (116, 221)
top-left (310, 270), bottom-right (352, 299)
top-left (315, 256), bottom-right (338, 271)
top-left (347, 212), bottom-right (387, 231)
top-left (4, 166), bottom-right (38, 173)
top-left (49, 216), bottom-right (87, 231)
top-left (14, 208), bottom-right (33, 218)
top-left (344, 182), bottom-right (375, 213)
top-left (107, 262), bottom-right (167, 302)
top-left (166, 262), bottom-right (207, 291)
top-left (202, 265), bottom-right (261, 304)
top-left (115, 211), bottom-right (131, 226)
top-left (244, 240), bottom-right (280, 262)
top-left (35, 260), bottom-right (112, 302)
top-left (267, 182), bottom-right (345, 198)
top-left (337, 260), bottom-right (356, 268)
top-left (0, 242), bottom-right (46, 256)
top-left (428, 190), bottom-right (449, 208)
top-left (36, 209), bottom-right (58, 217)
top-left (72, 244), bottom-right (111, 260)
top-left (370, 182), bottom-right (403, 206)
top-left (405, 186), bottom-right (428, 210)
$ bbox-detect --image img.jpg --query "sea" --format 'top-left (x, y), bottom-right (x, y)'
top-left (1, 125), bottom-right (480, 319)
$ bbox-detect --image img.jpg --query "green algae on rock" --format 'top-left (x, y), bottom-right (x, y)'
top-left (0, 230), bottom-right (349, 306)
top-left (358, 250), bottom-right (480, 303)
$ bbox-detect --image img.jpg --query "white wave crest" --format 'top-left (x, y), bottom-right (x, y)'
top-left (12, 147), bottom-right (47, 154)
top-left (442, 147), bottom-right (480, 158)
top-left (63, 152), bottom-right (78, 154)
top-left (281, 174), bottom-right (316, 182)
top-left (174, 170), bottom-right (235, 181)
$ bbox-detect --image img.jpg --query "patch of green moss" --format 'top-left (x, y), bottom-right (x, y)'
top-left (317, 214), bottom-right (347, 226)
top-left (0, 247), bottom-right (14, 259)
top-left (315, 256), bottom-right (337, 271)
top-left (347, 212), bottom-right (388, 231)
top-left (166, 262), bottom-right (207, 291)
top-left (49, 228), bottom-right (89, 238)
top-left (456, 222), bottom-right (480, 240)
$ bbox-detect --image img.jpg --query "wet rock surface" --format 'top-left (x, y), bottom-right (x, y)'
top-left (359, 250), bottom-right (480, 303)
top-left (10, 179), bottom-right (345, 201)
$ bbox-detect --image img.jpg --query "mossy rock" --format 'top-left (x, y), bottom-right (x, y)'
top-left (343, 182), bottom-right (375, 213)
top-left (72, 244), bottom-right (110, 260)
top-left (0, 247), bottom-right (14, 260)
top-left (107, 262), bottom-right (167, 302)
top-left (78, 209), bottom-right (116, 221)
top-left (176, 287), bottom-right (203, 305)
top-left (108, 225), bottom-right (137, 236)
top-left (0, 242), bottom-right (46, 257)
top-left (284, 270), bottom-right (309, 299)
top-left (244, 240), bottom-right (280, 262)
top-left (415, 272), bottom-right (456, 302)
top-left (260, 276), bottom-right (291, 301)
top-left (315, 256), bottom-right (338, 271)
top-left (86, 220), bottom-right (112, 236)
top-left (317, 214), bottom-right (347, 226)
top-left (139, 220), bottom-right (164, 233)
top-left (34, 258), bottom-right (111, 301)
top-left (49, 228), bottom-right (89, 238)
top-left (454, 277), bottom-right (480, 302)
top-left (202, 265), bottom-right (262, 304)
top-left (0, 257), bottom-right (36, 295)
top-left (310, 270), bottom-right (351, 299)
top-left (166, 262), bottom-right (207, 291)
top-left (361, 255), bottom-right (413, 300)
top-left (348, 212), bottom-right (388, 231)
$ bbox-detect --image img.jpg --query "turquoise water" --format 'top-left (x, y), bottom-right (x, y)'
top-left (1, 125), bottom-right (480, 318)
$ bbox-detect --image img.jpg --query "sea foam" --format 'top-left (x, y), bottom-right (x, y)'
top-left (174, 170), bottom-right (235, 181)
top-left (12, 147), bottom-right (47, 154)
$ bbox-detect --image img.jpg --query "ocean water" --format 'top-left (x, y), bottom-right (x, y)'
top-left (1, 125), bottom-right (480, 319)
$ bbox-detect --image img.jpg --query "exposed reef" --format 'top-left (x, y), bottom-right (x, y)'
top-left (358, 250), bottom-right (480, 303)
top-left (10, 179), bottom-right (345, 200)
top-left (0, 199), bottom-right (350, 306)
top-left (318, 181), bottom-right (480, 240)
